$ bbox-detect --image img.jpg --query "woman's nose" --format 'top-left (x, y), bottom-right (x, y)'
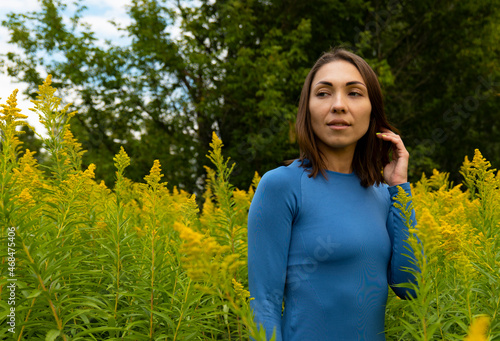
top-left (330, 93), bottom-right (346, 113)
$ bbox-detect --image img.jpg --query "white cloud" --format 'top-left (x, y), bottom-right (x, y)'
top-left (82, 14), bottom-right (131, 44)
top-left (79, 1), bottom-right (131, 22)
top-left (0, 0), bottom-right (40, 13)
top-left (84, 0), bottom-right (131, 13)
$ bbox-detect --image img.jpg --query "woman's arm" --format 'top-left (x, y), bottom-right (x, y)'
top-left (376, 130), bottom-right (419, 297)
top-left (248, 168), bottom-right (299, 341)
top-left (386, 182), bottom-right (419, 299)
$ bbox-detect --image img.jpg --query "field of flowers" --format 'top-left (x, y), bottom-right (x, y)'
top-left (0, 76), bottom-right (498, 340)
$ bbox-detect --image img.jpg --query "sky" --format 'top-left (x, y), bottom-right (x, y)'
top-left (0, 0), bottom-right (133, 134)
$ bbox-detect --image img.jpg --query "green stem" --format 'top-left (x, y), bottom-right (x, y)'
top-left (173, 279), bottom-right (191, 341)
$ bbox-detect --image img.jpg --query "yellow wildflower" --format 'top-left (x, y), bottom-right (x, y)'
top-left (174, 221), bottom-right (232, 282)
top-left (414, 208), bottom-right (440, 247)
top-left (179, 194), bottom-right (199, 225)
top-left (0, 89), bottom-right (28, 123)
top-left (144, 160), bottom-right (163, 186)
top-left (464, 315), bottom-right (490, 341)
top-left (251, 170), bottom-right (262, 186)
top-left (460, 149), bottom-right (498, 198)
top-left (30, 75), bottom-right (76, 124)
top-left (205, 132), bottom-right (235, 180)
top-left (98, 180), bottom-right (108, 190)
top-left (113, 146), bottom-right (131, 172)
top-left (0, 90), bottom-right (31, 163)
top-left (63, 127), bottom-right (86, 168)
top-left (83, 164), bottom-right (96, 179)
top-left (427, 169), bottom-right (451, 190)
top-left (232, 278), bottom-right (251, 301)
top-left (208, 131), bottom-right (223, 155)
top-left (17, 188), bottom-right (35, 208)
top-left (12, 150), bottom-right (43, 189)
top-left (232, 189), bottom-right (250, 206)
top-left (200, 185), bottom-right (215, 226)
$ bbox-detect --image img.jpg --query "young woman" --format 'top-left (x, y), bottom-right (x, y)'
top-left (247, 48), bottom-right (418, 341)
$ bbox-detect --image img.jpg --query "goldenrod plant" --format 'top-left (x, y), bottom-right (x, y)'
top-left (0, 76), bottom-right (498, 340)
top-left (386, 154), bottom-right (499, 340)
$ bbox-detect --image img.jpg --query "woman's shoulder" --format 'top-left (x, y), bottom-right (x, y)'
top-left (258, 159), bottom-right (306, 191)
top-left (252, 160), bottom-right (304, 212)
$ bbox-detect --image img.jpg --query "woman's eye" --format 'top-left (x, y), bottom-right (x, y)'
top-left (316, 91), bottom-right (329, 97)
top-left (349, 91), bottom-right (362, 97)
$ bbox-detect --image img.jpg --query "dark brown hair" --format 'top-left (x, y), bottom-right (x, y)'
top-left (295, 47), bottom-right (399, 187)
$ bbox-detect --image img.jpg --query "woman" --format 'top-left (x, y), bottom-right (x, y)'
top-left (247, 48), bottom-right (418, 341)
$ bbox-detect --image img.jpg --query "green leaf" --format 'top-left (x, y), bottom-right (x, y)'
top-left (26, 289), bottom-right (42, 298)
top-left (45, 329), bottom-right (61, 341)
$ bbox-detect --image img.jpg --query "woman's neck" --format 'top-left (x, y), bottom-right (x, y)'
top-left (319, 144), bottom-right (356, 174)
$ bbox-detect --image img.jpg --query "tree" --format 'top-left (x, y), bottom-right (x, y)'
top-left (2, 0), bottom-right (499, 192)
top-left (353, 0), bottom-right (500, 181)
top-left (0, 0), bottom-right (376, 192)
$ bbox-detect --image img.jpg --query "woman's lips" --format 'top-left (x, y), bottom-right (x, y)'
top-left (327, 119), bottom-right (351, 130)
top-left (328, 124), bottom-right (350, 130)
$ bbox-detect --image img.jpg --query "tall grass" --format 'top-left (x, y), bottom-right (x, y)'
top-left (0, 77), bottom-right (498, 340)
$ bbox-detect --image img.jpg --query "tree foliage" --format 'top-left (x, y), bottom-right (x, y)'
top-left (1, 0), bottom-right (499, 192)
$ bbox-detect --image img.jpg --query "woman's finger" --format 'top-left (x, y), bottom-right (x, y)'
top-left (376, 132), bottom-right (409, 157)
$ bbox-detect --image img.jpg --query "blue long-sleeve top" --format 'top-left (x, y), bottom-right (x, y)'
top-left (247, 160), bottom-right (418, 341)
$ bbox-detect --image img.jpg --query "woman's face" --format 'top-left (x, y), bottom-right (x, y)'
top-left (309, 60), bottom-right (372, 156)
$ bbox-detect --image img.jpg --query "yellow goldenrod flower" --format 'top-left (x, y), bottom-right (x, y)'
top-left (0, 90), bottom-right (31, 164)
top-left (232, 189), bottom-right (250, 205)
top-left (174, 221), bottom-right (235, 283)
top-left (63, 128), bottom-right (86, 169)
top-left (144, 160), bottom-right (164, 188)
top-left (464, 315), bottom-right (490, 341)
top-left (232, 278), bottom-right (251, 301)
top-left (17, 187), bottom-right (35, 207)
top-left (114, 146), bottom-right (131, 172)
top-left (0, 89), bottom-right (28, 123)
top-left (30, 75), bottom-right (76, 125)
top-left (83, 164), bottom-right (96, 179)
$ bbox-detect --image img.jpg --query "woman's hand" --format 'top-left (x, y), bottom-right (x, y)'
top-left (376, 130), bottom-right (409, 186)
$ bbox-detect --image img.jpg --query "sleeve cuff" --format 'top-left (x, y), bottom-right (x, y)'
top-left (387, 182), bottom-right (412, 197)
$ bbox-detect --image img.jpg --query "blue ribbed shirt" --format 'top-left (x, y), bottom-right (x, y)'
top-left (247, 160), bottom-right (418, 341)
